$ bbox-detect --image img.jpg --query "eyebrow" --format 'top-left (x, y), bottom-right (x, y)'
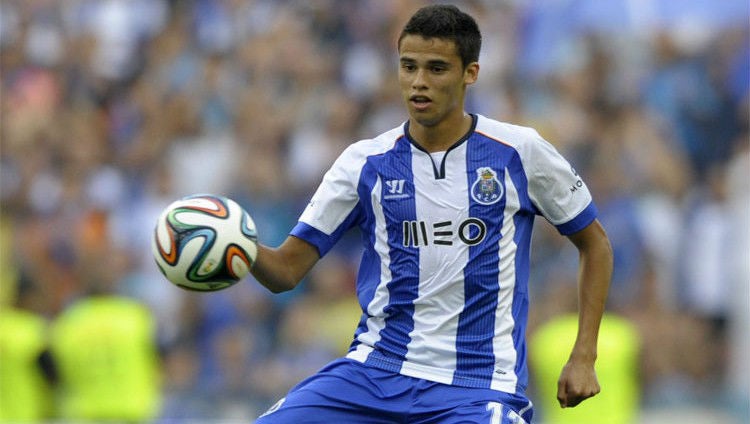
top-left (400, 57), bottom-right (452, 67)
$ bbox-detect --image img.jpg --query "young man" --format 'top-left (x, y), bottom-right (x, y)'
top-left (252, 4), bottom-right (612, 423)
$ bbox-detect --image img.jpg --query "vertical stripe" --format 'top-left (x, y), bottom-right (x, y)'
top-left (455, 136), bottom-right (508, 387)
top-left (506, 154), bottom-right (534, 392)
top-left (366, 139), bottom-right (419, 368)
top-left (349, 176), bottom-right (388, 360)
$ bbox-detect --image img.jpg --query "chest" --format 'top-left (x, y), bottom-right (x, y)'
top-left (368, 142), bottom-right (516, 249)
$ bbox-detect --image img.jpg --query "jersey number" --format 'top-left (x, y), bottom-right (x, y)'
top-left (487, 401), bottom-right (525, 424)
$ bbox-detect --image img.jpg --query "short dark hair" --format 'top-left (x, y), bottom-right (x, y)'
top-left (398, 4), bottom-right (482, 68)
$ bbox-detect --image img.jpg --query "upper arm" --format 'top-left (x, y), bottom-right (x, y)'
top-left (566, 219), bottom-right (611, 255)
top-left (277, 235), bottom-right (321, 276)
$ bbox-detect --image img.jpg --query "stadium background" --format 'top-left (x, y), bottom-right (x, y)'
top-left (0, 0), bottom-right (747, 422)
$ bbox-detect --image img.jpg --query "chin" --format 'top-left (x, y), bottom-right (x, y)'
top-left (410, 113), bottom-right (440, 128)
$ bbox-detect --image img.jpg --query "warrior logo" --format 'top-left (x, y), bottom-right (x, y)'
top-left (471, 167), bottom-right (503, 205)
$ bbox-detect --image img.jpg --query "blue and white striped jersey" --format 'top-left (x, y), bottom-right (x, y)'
top-left (290, 114), bottom-right (597, 395)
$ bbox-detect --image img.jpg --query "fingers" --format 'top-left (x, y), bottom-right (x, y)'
top-left (557, 378), bottom-right (568, 407)
top-left (557, 380), bottom-right (600, 408)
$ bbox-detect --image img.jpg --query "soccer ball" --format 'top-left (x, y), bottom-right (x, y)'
top-left (152, 194), bottom-right (258, 291)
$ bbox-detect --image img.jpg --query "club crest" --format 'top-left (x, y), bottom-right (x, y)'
top-left (471, 167), bottom-right (503, 205)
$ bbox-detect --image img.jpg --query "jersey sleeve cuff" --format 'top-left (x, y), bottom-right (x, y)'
top-left (290, 221), bottom-right (336, 257)
top-left (555, 201), bottom-right (598, 236)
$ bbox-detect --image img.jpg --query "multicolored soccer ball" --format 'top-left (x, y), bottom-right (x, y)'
top-left (152, 194), bottom-right (258, 291)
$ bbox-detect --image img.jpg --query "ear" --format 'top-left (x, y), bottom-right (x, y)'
top-left (464, 62), bottom-right (479, 85)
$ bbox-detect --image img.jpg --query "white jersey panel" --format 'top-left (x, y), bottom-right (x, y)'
top-left (405, 142), bottom-right (469, 380)
top-left (491, 171), bottom-right (522, 391)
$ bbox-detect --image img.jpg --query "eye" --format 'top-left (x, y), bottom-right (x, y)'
top-left (430, 65), bottom-right (447, 73)
top-left (401, 63), bottom-right (416, 72)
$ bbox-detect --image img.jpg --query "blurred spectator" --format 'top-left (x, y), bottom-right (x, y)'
top-left (530, 311), bottom-right (641, 424)
top-left (48, 266), bottom-right (162, 421)
top-left (0, 267), bottom-right (54, 422)
top-left (725, 132), bottom-right (750, 421)
top-left (679, 167), bottom-right (733, 318)
top-left (644, 33), bottom-right (729, 180)
top-left (287, 252), bottom-right (361, 356)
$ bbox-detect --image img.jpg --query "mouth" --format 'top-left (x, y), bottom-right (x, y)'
top-left (409, 95), bottom-right (432, 111)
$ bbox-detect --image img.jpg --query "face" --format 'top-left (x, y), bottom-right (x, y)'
top-left (398, 35), bottom-right (478, 128)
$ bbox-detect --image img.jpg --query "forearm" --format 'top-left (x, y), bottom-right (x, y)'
top-left (556, 220), bottom-right (613, 407)
top-left (572, 251), bottom-right (612, 360)
top-left (251, 237), bottom-right (319, 293)
top-left (569, 221), bottom-right (613, 362)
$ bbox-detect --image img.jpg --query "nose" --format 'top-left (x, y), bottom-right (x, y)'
top-left (411, 69), bottom-right (428, 90)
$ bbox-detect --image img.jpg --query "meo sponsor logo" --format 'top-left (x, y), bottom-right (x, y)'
top-left (402, 218), bottom-right (486, 247)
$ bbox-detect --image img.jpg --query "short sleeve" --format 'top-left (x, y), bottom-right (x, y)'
top-left (291, 145), bottom-right (364, 256)
top-left (522, 133), bottom-right (597, 235)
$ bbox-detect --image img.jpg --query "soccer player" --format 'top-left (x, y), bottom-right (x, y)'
top-left (251, 4), bottom-right (613, 423)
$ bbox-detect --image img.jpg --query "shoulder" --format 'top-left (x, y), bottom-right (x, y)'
top-left (474, 114), bottom-right (545, 150)
top-left (474, 114), bottom-right (568, 169)
top-left (339, 124), bottom-right (406, 163)
top-left (320, 124), bottom-right (405, 185)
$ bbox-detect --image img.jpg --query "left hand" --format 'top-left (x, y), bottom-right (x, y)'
top-left (556, 359), bottom-right (600, 408)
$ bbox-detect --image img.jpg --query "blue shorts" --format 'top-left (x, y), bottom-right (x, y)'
top-left (255, 358), bottom-right (534, 424)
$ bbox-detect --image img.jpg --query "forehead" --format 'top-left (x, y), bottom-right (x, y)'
top-left (398, 35), bottom-right (460, 62)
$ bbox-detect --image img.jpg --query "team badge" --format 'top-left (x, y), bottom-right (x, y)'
top-left (471, 167), bottom-right (503, 205)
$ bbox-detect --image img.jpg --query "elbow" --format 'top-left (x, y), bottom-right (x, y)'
top-left (591, 231), bottom-right (614, 272)
top-left (602, 227), bottom-right (614, 264)
top-left (266, 281), bottom-right (297, 294)
top-left (250, 271), bottom-right (300, 294)
top-left (255, 274), bottom-right (300, 294)
top-left (602, 235), bottom-right (614, 263)
top-left (570, 220), bottom-right (614, 265)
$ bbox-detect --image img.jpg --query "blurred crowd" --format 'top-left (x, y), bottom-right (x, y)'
top-left (0, 0), bottom-right (748, 422)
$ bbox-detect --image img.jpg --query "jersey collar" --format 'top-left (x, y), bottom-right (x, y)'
top-left (403, 114), bottom-right (477, 179)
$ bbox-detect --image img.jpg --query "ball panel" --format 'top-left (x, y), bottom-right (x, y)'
top-left (182, 232), bottom-right (217, 280)
top-left (154, 222), bottom-right (178, 266)
top-left (241, 210), bottom-right (259, 239)
top-left (174, 279), bottom-right (235, 292)
top-left (168, 195), bottom-right (228, 213)
top-left (226, 245), bottom-right (252, 279)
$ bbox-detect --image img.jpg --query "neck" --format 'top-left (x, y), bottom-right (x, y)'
top-left (408, 112), bottom-right (473, 152)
